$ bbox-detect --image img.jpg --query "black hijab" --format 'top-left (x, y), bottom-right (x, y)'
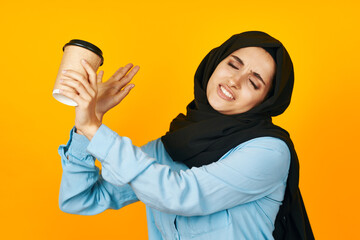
top-left (161, 31), bottom-right (314, 239)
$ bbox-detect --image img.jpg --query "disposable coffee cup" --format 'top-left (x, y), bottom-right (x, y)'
top-left (53, 39), bottom-right (104, 106)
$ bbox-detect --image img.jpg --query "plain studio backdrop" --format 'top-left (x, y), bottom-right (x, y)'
top-left (0, 0), bottom-right (359, 239)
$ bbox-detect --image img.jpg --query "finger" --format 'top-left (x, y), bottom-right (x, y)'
top-left (58, 84), bottom-right (78, 94)
top-left (62, 70), bottom-right (96, 97)
top-left (97, 70), bottom-right (104, 84)
top-left (58, 89), bottom-right (84, 106)
top-left (118, 65), bottom-right (140, 87)
top-left (81, 59), bottom-right (97, 90)
top-left (114, 84), bottom-right (135, 103)
top-left (59, 79), bottom-right (92, 101)
top-left (111, 63), bottom-right (134, 82)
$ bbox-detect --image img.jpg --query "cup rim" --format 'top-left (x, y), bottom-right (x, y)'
top-left (63, 39), bottom-right (104, 66)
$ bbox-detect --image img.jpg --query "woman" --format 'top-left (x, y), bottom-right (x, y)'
top-left (57, 31), bottom-right (314, 239)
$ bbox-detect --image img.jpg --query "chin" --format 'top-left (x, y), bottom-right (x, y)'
top-left (212, 103), bottom-right (249, 115)
top-left (212, 105), bottom-right (234, 115)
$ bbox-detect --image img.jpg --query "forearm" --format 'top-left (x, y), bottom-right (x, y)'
top-left (59, 159), bottom-right (137, 215)
top-left (58, 126), bottom-right (138, 215)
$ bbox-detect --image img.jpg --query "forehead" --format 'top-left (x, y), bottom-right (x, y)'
top-left (228, 46), bottom-right (276, 81)
top-left (230, 47), bottom-right (272, 62)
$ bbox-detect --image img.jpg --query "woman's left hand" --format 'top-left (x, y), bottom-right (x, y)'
top-left (58, 59), bottom-right (102, 140)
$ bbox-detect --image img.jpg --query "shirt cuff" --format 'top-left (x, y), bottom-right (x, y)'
top-left (67, 125), bottom-right (93, 160)
top-left (86, 124), bottom-right (117, 161)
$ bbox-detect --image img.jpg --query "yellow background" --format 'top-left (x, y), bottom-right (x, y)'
top-left (1, 0), bottom-right (359, 239)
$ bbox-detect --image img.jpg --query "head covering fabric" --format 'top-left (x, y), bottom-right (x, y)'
top-left (263, 46), bottom-right (277, 62)
top-left (160, 31), bottom-right (314, 239)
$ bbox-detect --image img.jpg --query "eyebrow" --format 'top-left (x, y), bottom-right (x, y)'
top-left (230, 55), bottom-right (266, 86)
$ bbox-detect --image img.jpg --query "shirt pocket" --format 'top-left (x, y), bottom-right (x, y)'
top-left (175, 209), bottom-right (232, 237)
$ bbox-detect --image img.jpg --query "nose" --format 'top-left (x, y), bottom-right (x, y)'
top-left (228, 71), bottom-right (249, 89)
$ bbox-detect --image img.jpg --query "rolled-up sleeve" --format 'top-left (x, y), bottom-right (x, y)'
top-left (87, 124), bottom-right (290, 216)
top-left (58, 126), bottom-right (138, 215)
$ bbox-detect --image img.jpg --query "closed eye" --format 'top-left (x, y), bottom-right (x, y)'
top-left (228, 62), bottom-right (259, 90)
top-left (227, 62), bottom-right (239, 70)
top-left (249, 79), bottom-right (259, 90)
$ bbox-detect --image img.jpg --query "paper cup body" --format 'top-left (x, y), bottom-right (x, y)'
top-left (53, 40), bottom-right (103, 106)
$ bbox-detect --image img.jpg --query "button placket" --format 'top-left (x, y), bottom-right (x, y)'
top-left (172, 216), bottom-right (180, 239)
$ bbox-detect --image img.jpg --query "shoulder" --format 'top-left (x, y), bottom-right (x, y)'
top-left (236, 136), bottom-right (290, 155)
top-left (233, 136), bottom-right (291, 163)
top-left (218, 136), bottom-right (291, 181)
top-left (140, 138), bottom-right (165, 159)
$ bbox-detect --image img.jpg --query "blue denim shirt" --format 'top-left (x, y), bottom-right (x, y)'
top-left (58, 124), bottom-right (290, 240)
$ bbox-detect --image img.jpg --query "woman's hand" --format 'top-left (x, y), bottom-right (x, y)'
top-left (96, 63), bottom-right (140, 120)
top-left (58, 59), bottom-right (102, 140)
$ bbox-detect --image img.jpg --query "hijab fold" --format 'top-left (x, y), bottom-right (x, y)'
top-left (161, 31), bottom-right (314, 239)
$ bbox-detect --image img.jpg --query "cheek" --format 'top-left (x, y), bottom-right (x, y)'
top-left (208, 67), bottom-right (228, 85)
top-left (206, 81), bottom-right (213, 99)
top-left (206, 73), bottom-right (220, 96)
top-left (238, 90), bottom-right (262, 107)
top-left (207, 88), bottom-right (219, 106)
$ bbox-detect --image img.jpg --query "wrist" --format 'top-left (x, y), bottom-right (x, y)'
top-left (75, 128), bottom-right (85, 135)
top-left (80, 122), bottom-right (102, 141)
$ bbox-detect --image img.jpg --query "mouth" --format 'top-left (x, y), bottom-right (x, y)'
top-left (217, 84), bottom-right (235, 101)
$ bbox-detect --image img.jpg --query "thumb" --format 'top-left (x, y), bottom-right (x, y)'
top-left (97, 70), bottom-right (104, 84)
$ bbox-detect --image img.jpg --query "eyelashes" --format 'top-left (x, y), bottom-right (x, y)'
top-left (228, 62), bottom-right (239, 70)
top-left (227, 62), bottom-right (259, 90)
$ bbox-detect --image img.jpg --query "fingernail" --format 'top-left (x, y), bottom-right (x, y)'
top-left (60, 79), bottom-right (64, 82)
top-left (62, 70), bottom-right (67, 74)
top-left (130, 84), bottom-right (135, 89)
top-left (81, 59), bottom-right (86, 64)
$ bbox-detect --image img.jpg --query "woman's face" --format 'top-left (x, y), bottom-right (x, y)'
top-left (206, 47), bottom-right (276, 115)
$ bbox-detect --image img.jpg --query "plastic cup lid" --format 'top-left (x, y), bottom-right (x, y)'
top-left (63, 39), bottom-right (104, 66)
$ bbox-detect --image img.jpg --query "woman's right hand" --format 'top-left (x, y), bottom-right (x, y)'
top-left (95, 63), bottom-right (140, 121)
